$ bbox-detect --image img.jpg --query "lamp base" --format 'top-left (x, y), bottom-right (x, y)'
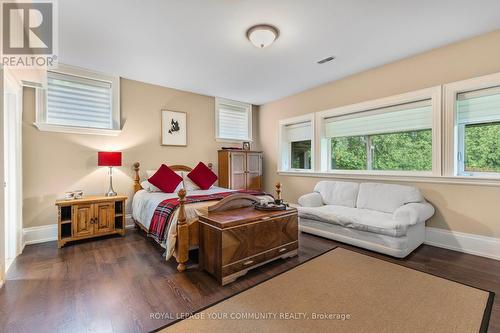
top-left (105, 166), bottom-right (117, 197)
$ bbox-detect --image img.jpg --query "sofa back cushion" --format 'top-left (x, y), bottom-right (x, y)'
top-left (314, 181), bottom-right (359, 208)
top-left (356, 183), bottom-right (424, 213)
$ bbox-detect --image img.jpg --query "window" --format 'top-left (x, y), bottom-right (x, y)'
top-left (278, 114), bottom-right (314, 171)
top-left (325, 100), bottom-right (433, 172)
top-left (35, 64), bottom-right (120, 135)
top-left (215, 97), bottom-right (252, 141)
top-left (455, 86), bottom-right (500, 176)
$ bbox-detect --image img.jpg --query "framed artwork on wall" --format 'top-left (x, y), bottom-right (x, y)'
top-left (161, 110), bottom-right (187, 146)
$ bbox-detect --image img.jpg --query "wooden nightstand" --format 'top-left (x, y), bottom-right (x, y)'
top-left (55, 195), bottom-right (128, 248)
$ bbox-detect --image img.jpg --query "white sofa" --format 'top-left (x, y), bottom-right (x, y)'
top-left (298, 181), bottom-right (435, 258)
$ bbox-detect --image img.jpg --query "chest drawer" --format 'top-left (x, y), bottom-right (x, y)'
top-left (222, 241), bottom-right (298, 277)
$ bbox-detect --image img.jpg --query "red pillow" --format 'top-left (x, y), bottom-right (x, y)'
top-left (187, 162), bottom-right (218, 190)
top-left (148, 164), bottom-right (183, 193)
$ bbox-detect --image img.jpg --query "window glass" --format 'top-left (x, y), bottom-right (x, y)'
top-left (372, 130), bottom-right (432, 171)
top-left (331, 136), bottom-right (367, 170)
top-left (291, 140), bottom-right (311, 169)
top-left (464, 122), bottom-right (500, 173)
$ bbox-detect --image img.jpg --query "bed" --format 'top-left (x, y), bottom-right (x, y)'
top-left (131, 162), bottom-right (274, 272)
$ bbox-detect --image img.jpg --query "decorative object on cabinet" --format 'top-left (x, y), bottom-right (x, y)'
top-left (161, 110), bottom-right (187, 146)
top-left (218, 149), bottom-right (262, 190)
top-left (55, 195), bottom-right (127, 248)
top-left (98, 151), bottom-right (122, 196)
top-left (242, 141), bottom-right (250, 150)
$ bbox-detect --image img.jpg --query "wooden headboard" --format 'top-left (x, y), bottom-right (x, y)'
top-left (133, 162), bottom-right (213, 193)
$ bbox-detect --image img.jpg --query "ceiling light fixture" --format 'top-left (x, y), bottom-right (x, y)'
top-left (246, 24), bottom-right (279, 48)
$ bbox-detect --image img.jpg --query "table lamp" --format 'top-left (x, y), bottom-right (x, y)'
top-left (98, 151), bottom-right (122, 196)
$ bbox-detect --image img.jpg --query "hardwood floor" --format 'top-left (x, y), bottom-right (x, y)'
top-left (0, 230), bottom-right (498, 333)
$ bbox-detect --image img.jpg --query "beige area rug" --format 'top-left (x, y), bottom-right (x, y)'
top-left (158, 248), bottom-right (494, 333)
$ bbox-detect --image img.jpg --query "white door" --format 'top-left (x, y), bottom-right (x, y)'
top-left (3, 72), bottom-right (23, 273)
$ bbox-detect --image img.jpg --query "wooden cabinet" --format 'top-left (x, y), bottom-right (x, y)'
top-left (199, 206), bottom-right (298, 285)
top-left (56, 196), bottom-right (127, 247)
top-left (218, 150), bottom-right (263, 190)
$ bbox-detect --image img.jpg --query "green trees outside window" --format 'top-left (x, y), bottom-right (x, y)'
top-left (331, 130), bottom-right (432, 171)
top-left (464, 122), bottom-right (500, 173)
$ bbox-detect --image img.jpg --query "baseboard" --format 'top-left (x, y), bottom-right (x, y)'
top-left (425, 227), bottom-right (500, 261)
top-left (23, 224), bottom-right (58, 247)
top-left (22, 221), bottom-right (499, 260)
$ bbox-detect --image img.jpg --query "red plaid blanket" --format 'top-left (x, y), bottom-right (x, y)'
top-left (148, 190), bottom-right (269, 243)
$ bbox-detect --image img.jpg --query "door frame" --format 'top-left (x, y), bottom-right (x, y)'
top-left (3, 69), bottom-right (23, 273)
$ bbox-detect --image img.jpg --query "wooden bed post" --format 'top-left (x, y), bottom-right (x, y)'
top-left (133, 162), bottom-right (141, 193)
top-left (176, 188), bottom-right (189, 272)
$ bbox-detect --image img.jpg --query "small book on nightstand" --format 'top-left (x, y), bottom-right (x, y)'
top-left (55, 195), bottom-right (127, 248)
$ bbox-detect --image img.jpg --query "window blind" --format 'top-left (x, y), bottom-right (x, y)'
top-left (285, 121), bottom-right (311, 142)
top-left (457, 86), bottom-right (500, 125)
top-left (324, 99), bottom-right (432, 138)
top-left (217, 99), bottom-right (251, 140)
top-left (47, 71), bottom-right (113, 129)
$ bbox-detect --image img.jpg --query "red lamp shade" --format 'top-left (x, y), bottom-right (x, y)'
top-left (98, 151), bottom-right (122, 167)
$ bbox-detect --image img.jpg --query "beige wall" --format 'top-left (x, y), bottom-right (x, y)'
top-left (259, 29), bottom-right (500, 238)
top-left (22, 78), bottom-right (260, 228)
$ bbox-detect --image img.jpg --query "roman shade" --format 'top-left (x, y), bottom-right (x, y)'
top-left (47, 71), bottom-right (113, 129)
top-left (324, 100), bottom-right (432, 138)
top-left (456, 85), bottom-right (500, 125)
top-left (216, 98), bottom-right (251, 141)
top-left (285, 121), bottom-right (311, 142)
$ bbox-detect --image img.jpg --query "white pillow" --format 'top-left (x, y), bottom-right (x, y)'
top-left (183, 172), bottom-right (201, 191)
top-left (140, 180), bottom-right (161, 192)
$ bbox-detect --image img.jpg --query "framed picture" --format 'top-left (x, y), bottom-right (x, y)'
top-left (161, 110), bottom-right (187, 146)
top-left (242, 141), bottom-right (251, 150)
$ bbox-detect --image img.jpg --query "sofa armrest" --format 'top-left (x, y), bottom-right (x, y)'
top-left (298, 192), bottom-right (324, 207)
top-left (393, 202), bottom-right (435, 225)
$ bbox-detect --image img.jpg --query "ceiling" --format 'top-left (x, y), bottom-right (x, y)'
top-left (59, 0), bottom-right (500, 105)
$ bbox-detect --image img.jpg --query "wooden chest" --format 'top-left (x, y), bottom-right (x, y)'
top-left (198, 206), bottom-right (298, 285)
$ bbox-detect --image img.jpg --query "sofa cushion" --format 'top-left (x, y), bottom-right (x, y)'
top-left (313, 181), bottom-right (359, 208)
top-left (356, 183), bottom-right (424, 213)
top-left (298, 205), bottom-right (411, 237)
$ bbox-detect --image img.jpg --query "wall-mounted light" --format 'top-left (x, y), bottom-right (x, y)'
top-left (246, 24), bottom-right (279, 48)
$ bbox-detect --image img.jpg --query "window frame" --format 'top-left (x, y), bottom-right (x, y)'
top-left (278, 113), bottom-right (315, 172)
top-left (443, 72), bottom-right (500, 179)
top-left (34, 64), bottom-right (121, 136)
top-left (214, 97), bottom-right (252, 142)
top-left (317, 86), bottom-right (442, 177)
